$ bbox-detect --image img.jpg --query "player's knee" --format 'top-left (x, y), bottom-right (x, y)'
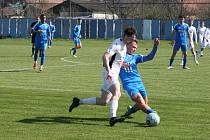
top-left (101, 100), bottom-right (109, 106)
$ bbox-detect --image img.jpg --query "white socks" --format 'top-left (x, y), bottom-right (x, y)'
top-left (80, 97), bottom-right (96, 105)
top-left (109, 100), bottom-right (118, 118)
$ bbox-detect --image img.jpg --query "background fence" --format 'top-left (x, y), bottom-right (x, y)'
top-left (0, 18), bottom-right (210, 40)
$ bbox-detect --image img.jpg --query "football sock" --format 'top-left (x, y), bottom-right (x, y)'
top-left (40, 50), bottom-right (45, 65)
top-left (183, 58), bottom-right (187, 68)
top-left (73, 48), bottom-right (77, 55)
top-left (169, 59), bottom-right (174, 66)
top-left (80, 97), bottom-right (96, 105)
top-left (126, 106), bottom-right (138, 116)
top-left (110, 100), bottom-right (118, 118)
top-left (146, 108), bottom-right (154, 114)
top-left (34, 49), bottom-right (38, 62)
top-left (32, 47), bottom-right (35, 55)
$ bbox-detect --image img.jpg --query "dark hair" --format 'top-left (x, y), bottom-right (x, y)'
top-left (123, 26), bottom-right (136, 37)
top-left (40, 14), bottom-right (45, 18)
top-left (178, 15), bottom-right (185, 19)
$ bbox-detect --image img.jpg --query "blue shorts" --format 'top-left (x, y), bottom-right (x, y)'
top-left (35, 41), bottom-right (47, 50)
top-left (123, 82), bottom-right (147, 98)
top-left (73, 37), bottom-right (81, 45)
top-left (173, 43), bottom-right (187, 52)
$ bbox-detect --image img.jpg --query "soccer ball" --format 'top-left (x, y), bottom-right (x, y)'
top-left (146, 112), bottom-right (160, 126)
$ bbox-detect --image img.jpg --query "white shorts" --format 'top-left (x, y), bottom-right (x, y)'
top-left (101, 68), bottom-right (120, 93)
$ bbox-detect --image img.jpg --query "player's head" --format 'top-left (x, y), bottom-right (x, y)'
top-left (35, 17), bottom-right (39, 22)
top-left (188, 18), bottom-right (194, 26)
top-left (126, 39), bottom-right (138, 55)
top-left (178, 15), bottom-right (185, 24)
top-left (201, 21), bottom-right (205, 27)
top-left (40, 14), bottom-right (46, 23)
top-left (123, 27), bottom-right (137, 44)
top-left (77, 18), bottom-right (82, 24)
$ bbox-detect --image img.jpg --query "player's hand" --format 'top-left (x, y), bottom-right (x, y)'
top-left (38, 30), bottom-right (43, 33)
top-left (106, 71), bottom-right (112, 82)
top-left (154, 38), bottom-right (160, 46)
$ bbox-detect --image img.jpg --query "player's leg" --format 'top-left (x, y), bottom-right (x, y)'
top-left (168, 45), bottom-right (179, 69)
top-left (33, 48), bottom-right (39, 69)
top-left (180, 45), bottom-right (189, 69)
top-left (122, 86), bottom-right (155, 117)
top-left (40, 48), bottom-right (45, 71)
top-left (68, 90), bottom-right (112, 112)
top-left (191, 46), bottom-right (199, 65)
top-left (31, 36), bottom-right (35, 57)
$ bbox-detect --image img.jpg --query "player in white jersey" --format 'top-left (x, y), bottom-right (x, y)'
top-left (197, 21), bottom-right (207, 56)
top-left (68, 27), bottom-right (137, 126)
top-left (187, 18), bottom-right (199, 65)
top-left (203, 27), bottom-right (210, 49)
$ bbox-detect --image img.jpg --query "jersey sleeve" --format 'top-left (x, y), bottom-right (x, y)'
top-left (136, 54), bottom-right (144, 64)
top-left (137, 45), bottom-right (158, 63)
top-left (106, 41), bottom-right (119, 56)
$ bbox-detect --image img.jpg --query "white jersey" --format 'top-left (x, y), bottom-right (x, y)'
top-left (203, 28), bottom-right (210, 48)
top-left (102, 38), bottom-right (127, 91)
top-left (187, 25), bottom-right (197, 49)
top-left (106, 38), bottom-right (127, 74)
top-left (197, 26), bottom-right (207, 44)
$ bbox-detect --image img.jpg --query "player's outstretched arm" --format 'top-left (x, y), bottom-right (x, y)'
top-left (141, 38), bottom-right (160, 62)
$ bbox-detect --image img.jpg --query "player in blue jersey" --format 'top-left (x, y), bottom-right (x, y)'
top-left (70, 18), bottom-right (82, 57)
top-left (120, 38), bottom-right (160, 119)
top-left (32, 14), bottom-right (51, 71)
top-left (48, 21), bottom-right (56, 48)
top-left (168, 15), bottom-right (192, 70)
top-left (68, 27), bottom-right (137, 126)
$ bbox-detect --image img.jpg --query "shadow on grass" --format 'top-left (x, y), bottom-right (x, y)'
top-left (18, 116), bottom-right (110, 126)
top-left (17, 116), bottom-right (147, 127)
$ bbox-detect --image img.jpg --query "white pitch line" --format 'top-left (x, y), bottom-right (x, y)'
top-left (0, 57), bottom-right (100, 72)
top-left (60, 57), bottom-right (101, 66)
top-left (0, 85), bottom-right (98, 93)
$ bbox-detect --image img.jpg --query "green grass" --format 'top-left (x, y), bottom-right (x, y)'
top-left (0, 38), bottom-right (210, 140)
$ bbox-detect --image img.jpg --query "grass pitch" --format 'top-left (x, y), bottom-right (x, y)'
top-left (0, 38), bottom-right (210, 140)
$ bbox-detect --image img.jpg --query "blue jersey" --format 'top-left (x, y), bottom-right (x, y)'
top-left (32, 22), bottom-right (51, 44)
top-left (119, 45), bottom-right (158, 88)
top-left (174, 23), bottom-right (189, 45)
top-left (72, 24), bottom-right (81, 39)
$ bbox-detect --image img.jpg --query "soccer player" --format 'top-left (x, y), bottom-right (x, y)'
top-left (68, 27), bottom-right (137, 126)
top-left (181, 18), bottom-right (198, 65)
top-left (70, 18), bottom-right (82, 57)
top-left (48, 21), bottom-right (56, 48)
top-left (197, 21), bottom-right (207, 57)
top-left (30, 17), bottom-right (39, 57)
top-left (168, 15), bottom-right (192, 70)
top-left (120, 38), bottom-right (160, 118)
top-left (198, 23), bottom-right (210, 57)
top-left (32, 14), bottom-right (51, 71)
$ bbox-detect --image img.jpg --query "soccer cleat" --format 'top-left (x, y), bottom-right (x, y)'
top-left (39, 65), bottom-right (43, 71)
top-left (167, 66), bottom-right (173, 70)
top-left (73, 55), bottom-right (77, 58)
top-left (69, 97), bottom-right (80, 112)
top-left (33, 63), bottom-right (37, 69)
top-left (109, 117), bottom-right (125, 127)
top-left (121, 105), bottom-right (133, 119)
top-left (183, 66), bottom-right (190, 70)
